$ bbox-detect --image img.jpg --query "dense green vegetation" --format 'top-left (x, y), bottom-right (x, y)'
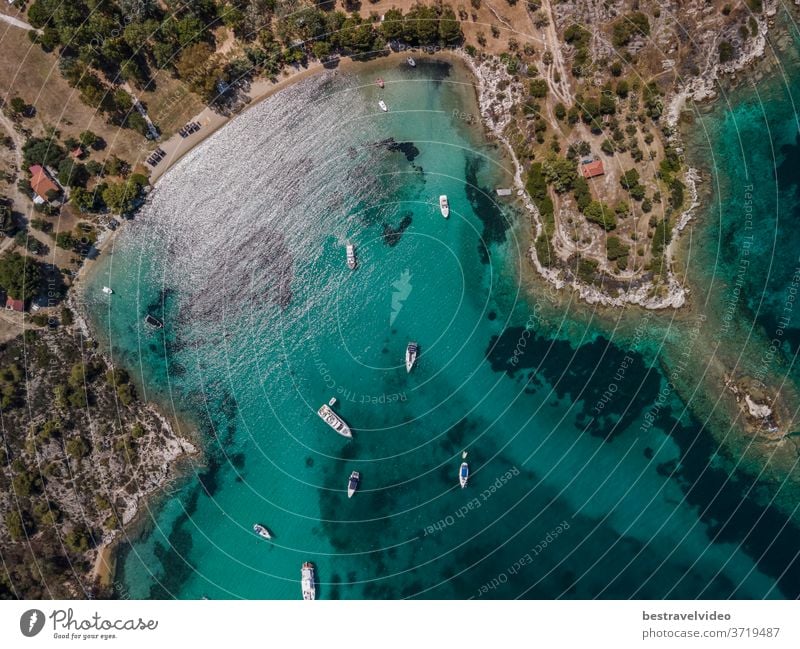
top-left (526, 163), bottom-right (558, 268)
top-left (25, 0), bottom-right (463, 111)
top-left (0, 252), bottom-right (42, 302)
top-left (611, 12), bottom-right (650, 47)
top-left (0, 329), bottom-right (177, 599)
top-left (563, 23), bottom-right (590, 77)
top-left (606, 235), bottom-right (630, 268)
top-left (542, 157), bottom-right (578, 194)
top-left (583, 200), bottom-right (617, 231)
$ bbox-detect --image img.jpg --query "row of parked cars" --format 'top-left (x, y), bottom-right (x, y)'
top-left (146, 147), bottom-right (166, 167)
top-left (179, 121), bottom-right (201, 138)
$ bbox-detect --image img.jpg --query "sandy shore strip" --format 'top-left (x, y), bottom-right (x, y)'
top-left (148, 50), bottom-right (420, 184)
top-left (91, 541), bottom-right (116, 588)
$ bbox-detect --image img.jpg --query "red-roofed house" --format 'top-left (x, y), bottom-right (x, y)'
top-left (70, 146), bottom-right (85, 160)
top-left (581, 160), bottom-right (605, 179)
top-left (5, 296), bottom-right (24, 312)
top-left (29, 164), bottom-right (60, 205)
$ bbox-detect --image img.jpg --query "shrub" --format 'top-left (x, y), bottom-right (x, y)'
top-left (583, 201), bottom-right (617, 231)
top-left (542, 157), bottom-right (578, 193)
top-left (606, 235), bottom-right (629, 261)
top-left (529, 78), bottom-right (548, 98)
top-left (718, 40), bottom-right (734, 64)
top-left (611, 12), bottom-right (650, 47)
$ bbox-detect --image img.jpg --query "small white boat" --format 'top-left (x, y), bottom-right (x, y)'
top-left (253, 523), bottom-right (272, 539)
top-left (378, 100), bottom-right (388, 112)
top-left (301, 562), bottom-right (316, 600)
top-left (407, 57), bottom-right (416, 67)
top-left (347, 471), bottom-right (360, 498)
top-left (346, 242), bottom-right (357, 270)
top-left (405, 342), bottom-right (419, 373)
top-left (439, 195), bottom-right (449, 218)
top-left (459, 462), bottom-right (469, 488)
top-left (102, 286), bottom-right (113, 294)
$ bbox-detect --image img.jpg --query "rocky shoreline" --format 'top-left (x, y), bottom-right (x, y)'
top-left (460, 50), bottom-right (687, 310)
top-left (459, 0), bottom-right (784, 311)
top-left (70, 289), bottom-right (198, 588)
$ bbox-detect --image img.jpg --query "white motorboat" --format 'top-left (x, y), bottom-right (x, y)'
top-left (407, 57), bottom-right (416, 67)
top-left (346, 242), bottom-right (357, 270)
top-left (102, 286), bottom-right (113, 295)
top-left (318, 403), bottom-right (353, 438)
top-left (378, 100), bottom-right (388, 112)
top-left (405, 342), bottom-right (418, 373)
top-left (253, 523), bottom-right (272, 540)
top-left (439, 195), bottom-right (449, 218)
top-left (347, 471), bottom-right (360, 498)
top-left (459, 461), bottom-right (469, 488)
top-left (301, 562), bottom-right (316, 600)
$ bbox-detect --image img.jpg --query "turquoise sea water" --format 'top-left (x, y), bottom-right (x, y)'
top-left (83, 57), bottom-right (800, 599)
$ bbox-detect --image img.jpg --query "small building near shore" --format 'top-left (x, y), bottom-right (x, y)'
top-left (70, 146), bottom-right (85, 160)
top-left (581, 159), bottom-right (605, 179)
top-left (5, 296), bottom-right (25, 312)
top-left (29, 164), bottom-right (60, 204)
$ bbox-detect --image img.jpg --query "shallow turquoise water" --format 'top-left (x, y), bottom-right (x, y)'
top-left (84, 57), bottom-right (800, 599)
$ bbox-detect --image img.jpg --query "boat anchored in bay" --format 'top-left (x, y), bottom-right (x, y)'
top-left (405, 342), bottom-right (419, 373)
top-left (459, 452), bottom-right (469, 488)
top-left (347, 471), bottom-right (360, 498)
top-left (144, 314), bottom-right (163, 329)
top-left (253, 523), bottom-right (272, 540)
top-left (301, 562), bottom-right (316, 600)
top-left (346, 242), bottom-right (357, 270)
top-left (378, 100), bottom-right (388, 112)
top-left (318, 402), bottom-right (353, 438)
top-left (439, 195), bottom-right (449, 218)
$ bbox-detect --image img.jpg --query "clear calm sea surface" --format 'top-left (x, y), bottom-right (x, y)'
top-left (83, 57), bottom-right (800, 599)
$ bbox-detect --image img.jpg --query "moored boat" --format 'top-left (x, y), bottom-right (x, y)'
top-left (301, 562), bottom-right (316, 600)
top-left (346, 242), bottom-right (357, 270)
top-left (376, 78), bottom-right (385, 88)
top-left (407, 57), bottom-right (416, 67)
top-left (102, 286), bottom-right (113, 295)
top-left (318, 403), bottom-right (353, 438)
top-left (459, 461), bottom-right (469, 488)
top-left (253, 523), bottom-right (272, 539)
top-left (144, 314), bottom-right (163, 328)
top-left (378, 100), bottom-right (388, 112)
top-left (347, 471), bottom-right (360, 498)
top-left (405, 341), bottom-right (418, 373)
top-left (439, 195), bottom-right (449, 218)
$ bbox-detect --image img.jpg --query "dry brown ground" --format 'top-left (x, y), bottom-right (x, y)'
top-left (357, 0), bottom-right (540, 54)
top-left (0, 27), bottom-right (202, 166)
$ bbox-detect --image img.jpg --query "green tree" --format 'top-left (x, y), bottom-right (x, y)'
top-left (380, 8), bottom-right (405, 39)
top-left (175, 42), bottom-right (221, 101)
top-left (0, 251), bottom-right (41, 301)
top-left (64, 527), bottom-right (91, 554)
top-left (22, 137), bottom-right (65, 168)
top-left (529, 78), bottom-right (548, 98)
top-left (583, 200), bottom-right (617, 230)
top-left (405, 4), bottom-right (439, 45)
top-left (606, 235), bottom-right (629, 260)
top-left (438, 6), bottom-right (462, 44)
top-left (9, 96), bottom-right (27, 115)
top-left (78, 131), bottom-right (99, 147)
top-left (542, 157), bottom-right (577, 193)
